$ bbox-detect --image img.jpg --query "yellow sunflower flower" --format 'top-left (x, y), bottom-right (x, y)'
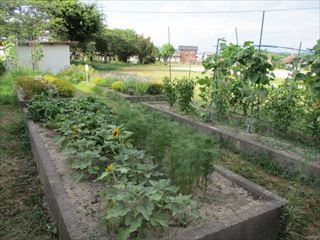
top-left (105, 163), bottom-right (113, 172)
top-left (112, 128), bottom-right (119, 138)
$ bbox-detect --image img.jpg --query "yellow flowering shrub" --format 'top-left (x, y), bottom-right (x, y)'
top-left (111, 80), bottom-right (122, 91)
top-left (43, 74), bottom-right (75, 97)
top-left (16, 76), bottom-right (48, 100)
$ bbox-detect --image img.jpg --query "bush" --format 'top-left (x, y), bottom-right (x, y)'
top-left (91, 77), bottom-right (107, 86)
top-left (16, 75), bottom-right (75, 99)
top-left (163, 77), bottom-right (177, 106)
top-left (176, 78), bottom-right (195, 113)
top-left (16, 76), bottom-right (49, 99)
top-left (43, 75), bottom-right (75, 98)
top-left (0, 57), bottom-right (6, 75)
top-left (146, 81), bottom-right (163, 95)
top-left (58, 65), bottom-right (95, 83)
top-left (111, 80), bottom-right (122, 91)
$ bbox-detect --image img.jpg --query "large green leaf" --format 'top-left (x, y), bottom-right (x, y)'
top-left (150, 211), bottom-right (169, 228)
top-left (116, 227), bottom-right (130, 240)
top-left (136, 202), bottom-right (154, 221)
top-left (105, 203), bottom-right (130, 220)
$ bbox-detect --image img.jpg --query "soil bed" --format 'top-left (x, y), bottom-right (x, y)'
top-left (30, 121), bottom-right (285, 240)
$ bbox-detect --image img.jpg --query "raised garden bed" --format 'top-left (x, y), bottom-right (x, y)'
top-left (143, 102), bottom-right (320, 180)
top-left (26, 119), bottom-right (286, 240)
top-left (16, 88), bottom-right (29, 109)
top-left (106, 88), bottom-right (167, 102)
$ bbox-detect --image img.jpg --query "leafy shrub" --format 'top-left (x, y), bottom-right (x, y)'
top-left (43, 75), bottom-right (75, 97)
top-left (91, 77), bottom-right (107, 86)
top-left (101, 179), bottom-right (198, 240)
top-left (176, 78), bottom-right (195, 113)
top-left (163, 77), bottom-right (177, 106)
top-left (17, 74), bottom-right (75, 99)
top-left (146, 81), bottom-right (163, 95)
top-left (0, 57), bottom-right (5, 75)
top-left (265, 81), bottom-right (300, 132)
top-left (58, 65), bottom-right (94, 83)
top-left (16, 76), bottom-right (49, 99)
top-left (111, 80), bottom-right (123, 91)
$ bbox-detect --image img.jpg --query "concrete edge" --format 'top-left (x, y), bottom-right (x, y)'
top-left (215, 166), bottom-right (287, 204)
top-left (105, 88), bottom-right (167, 102)
top-left (142, 102), bottom-right (320, 179)
top-left (169, 165), bottom-right (287, 240)
top-left (16, 88), bottom-right (29, 109)
top-left (27, 120), bottom-right (90, 240)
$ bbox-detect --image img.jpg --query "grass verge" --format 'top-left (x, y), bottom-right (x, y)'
top-left (0, 72), bottom-right (57, 240)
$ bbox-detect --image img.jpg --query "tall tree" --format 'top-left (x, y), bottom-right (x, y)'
top-left (161, 43), bottom-right (175, 64)
top-left (0, 0), bottom-right (49, 40)
top-left (137, 35), bottom-right (157, 64)
top-left (48, 0), bottom-right (103, 50)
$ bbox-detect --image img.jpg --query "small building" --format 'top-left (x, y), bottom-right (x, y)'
top-left (178, 45), bottom-right (198, 64)
top-left (281, 55), bottom-right (295, 65)
top-left (171, 51), bottom-right (180, 63)
top-left (16, 41), bottom-right (75, 74)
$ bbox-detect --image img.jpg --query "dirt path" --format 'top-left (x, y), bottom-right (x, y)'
top-left (0, 76), bottom-right (57, 240)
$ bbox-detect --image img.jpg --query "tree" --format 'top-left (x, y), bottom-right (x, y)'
top-left (160, 43), bottom-right (174, 64)
top-left (48, 0), bottom-right (103, 51)
top-left (136, 35), bottom-right (157, 64)
top-left (96, 28), bottom-right (139, 62)
top-left (0, 0), bottom-right (49, 40)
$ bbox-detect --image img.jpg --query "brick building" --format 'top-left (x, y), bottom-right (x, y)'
top-left (178, 45), bottom-right (198, 64)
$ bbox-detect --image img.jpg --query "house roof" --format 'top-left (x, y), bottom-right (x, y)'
top-left (281, 55), bottom-right (295, 64)
top-left (178, 45), bottom-right (198, 51)
top-left (18, 41), bottom-right (78, 46)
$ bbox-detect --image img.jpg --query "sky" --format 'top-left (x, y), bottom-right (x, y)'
top-left (86, 0), bottom-right (319, 53)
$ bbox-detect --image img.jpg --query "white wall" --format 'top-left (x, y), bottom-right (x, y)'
top-left (17, 44), bottom-right (70, 74)
top-left (17, 46), bottom-right (33, 69)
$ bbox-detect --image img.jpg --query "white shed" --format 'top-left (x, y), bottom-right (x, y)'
top-left (17, 41), bottom-right (75, 74)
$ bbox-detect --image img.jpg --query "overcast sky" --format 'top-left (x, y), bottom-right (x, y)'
top-left (89, 0), bottom-right (319, 52)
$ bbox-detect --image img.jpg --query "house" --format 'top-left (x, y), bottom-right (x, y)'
top-left (15, 41), bottom-right (76, 74)
top-left (171, 51), bottom-right (180, 63)
top-left (178, 45), bottom-right (198, 64)
top-left (281, 55), bottom-right (295, 65)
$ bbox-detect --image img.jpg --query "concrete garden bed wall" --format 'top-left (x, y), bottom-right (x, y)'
top-left (16, 88), bottom-right (29, 109)
top-left (143, 102), bottom-right (320, 180)
top-left (106, 88), bottom-right (167, 102)
top-left (25, 118), bottom-right (287, 240)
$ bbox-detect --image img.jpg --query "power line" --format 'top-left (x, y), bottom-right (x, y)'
top-left (105, 7), bottom-right (319, 14)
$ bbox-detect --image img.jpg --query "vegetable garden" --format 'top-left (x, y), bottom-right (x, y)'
top-left (2, 39), bottom-right (320, 240)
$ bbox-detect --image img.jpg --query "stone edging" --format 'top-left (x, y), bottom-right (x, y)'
top-left (106, 88), bottom-right (167, 102)
top-left (16, 88), bottom-right (28, 109)
top-left (143, 102), bottom-right (320, 180)
top-left (27, 120), bottom-right (90, 240)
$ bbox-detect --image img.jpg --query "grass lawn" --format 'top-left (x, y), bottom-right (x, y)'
top-left (0, 72), bottom-right (57, 240)
top-left (80, 61), bottom-right (208, 82)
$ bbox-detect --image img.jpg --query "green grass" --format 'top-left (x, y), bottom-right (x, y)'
top-left (0, 71), bottom-right (57, 240)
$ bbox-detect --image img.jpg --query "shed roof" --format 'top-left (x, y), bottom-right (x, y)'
top-left (18, 41), bottom-right (77, 46)
top-left (178, 45), bottom-right (198, 51)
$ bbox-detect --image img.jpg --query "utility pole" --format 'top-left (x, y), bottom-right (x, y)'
top-left (258, 10), bottom-right (265, 51)
top-left (298, 42), bottom-right (302, 56)
top-left (235, 28), bottom-right (239, 45)
top-left (215, 38), bottom-right (220, 54)
top-left (168, 26), bottom-right (172, 80)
